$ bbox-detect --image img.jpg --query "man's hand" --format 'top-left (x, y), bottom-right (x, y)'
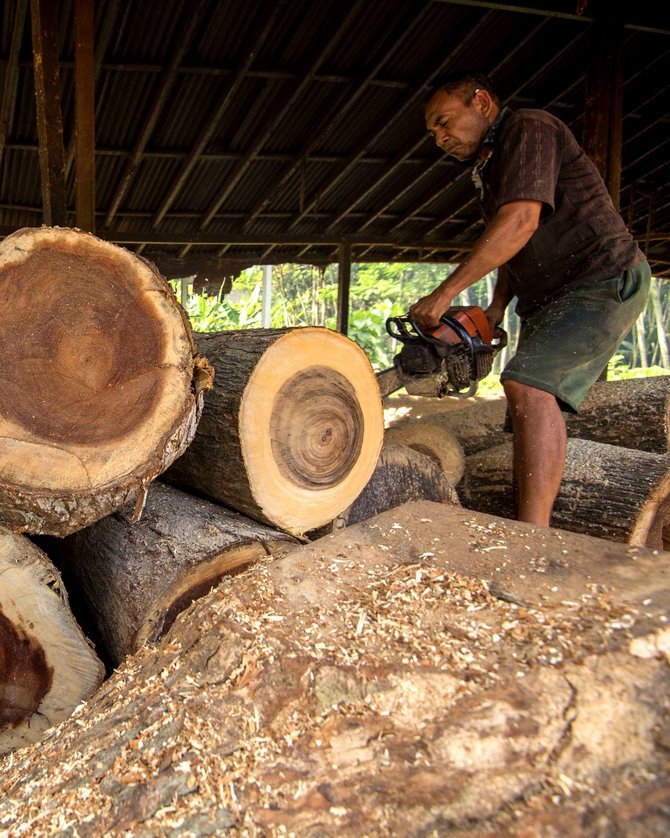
top-left (409, 288), bottom-right (453, 332)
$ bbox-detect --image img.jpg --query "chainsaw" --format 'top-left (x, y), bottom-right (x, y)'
top-left (376, 305), bottom-right (507, 399)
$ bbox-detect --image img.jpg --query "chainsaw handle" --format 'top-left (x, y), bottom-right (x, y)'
top-left (492, 326), bottom-right (507, 350)
top-left (386, 314), bottom-right (424, 343)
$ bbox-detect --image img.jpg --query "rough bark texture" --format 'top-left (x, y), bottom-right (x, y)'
top-left (0, 501), bottom-right (668, 835)
top-left (462, 437), bottom-right (670, 548)
top-left (310, 443), bottom-right (459, 536)
top-left (383, 420), bottom-right (465, 485)
top-left (165, 327), bottom-right (384, 536)
top-left (567, 375), bottom-right (670, 453)
top-left (0, 226), bottom-right (213, 536)
top-left (43, 481), bottom-right (299, 666)
top-left (0, 528), bottom-right (103, 755)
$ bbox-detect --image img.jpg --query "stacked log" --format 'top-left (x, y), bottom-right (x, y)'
top-left (45, 481), bottom-right (299, 666)
top-left (165, 327), bottom-right (385, 536)
top-left (462, 438), bottom-right (670, 549)
top-left (383, 421), bottom-right (465, 485)
top-left (311, 443), bottom-right (459, 535)
top-left (0, 226), bottom-right (213, 537)
top-left (0, 528), bottom-right (104, 754)
top-left (564, 375), bottom-right (670, 453)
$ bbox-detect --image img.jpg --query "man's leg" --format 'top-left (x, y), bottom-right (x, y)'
top-left (502, 379), bottom-right (567, 527)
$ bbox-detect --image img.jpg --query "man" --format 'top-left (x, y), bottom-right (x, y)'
top-left (410, 72), bottom-right (650, 527)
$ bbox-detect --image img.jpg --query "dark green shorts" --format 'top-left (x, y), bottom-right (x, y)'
top-left (500, 261), bottom-right (651, 413)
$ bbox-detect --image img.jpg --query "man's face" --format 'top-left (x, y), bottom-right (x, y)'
top-left (425, 89), bottom-right (490, 161)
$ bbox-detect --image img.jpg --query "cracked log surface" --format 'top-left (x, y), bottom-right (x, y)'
top-left (0, 501), bottom-right (668, 836)
top-left (0, 227), bottom-right (213, 536)
top-left (165, 327), bottom-right (384, 536)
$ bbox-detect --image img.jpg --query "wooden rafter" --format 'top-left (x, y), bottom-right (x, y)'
top-left (74, 0), bottom-right (95, 232)
top-left (30, 0), bottom-right (66, 226)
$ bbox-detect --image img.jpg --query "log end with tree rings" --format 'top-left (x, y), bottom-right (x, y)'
top-left (0, 227), bottom-right (213, 536)
top-left (0, 529), bottom-right (104, 755)
top-left (383, 422), bottom-right (466, 486)
top-left (239, 328), bottom-right (384, 535)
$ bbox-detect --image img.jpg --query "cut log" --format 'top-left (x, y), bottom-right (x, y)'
top-left (461, 438), bottom-right (670, 549)
top-left (43, 481), bottom-right (299, 666)
top-left (0, 528), bottom-right (104, 755)
top-left (383, 421), bottom-right (465, 485)
top-left (310, 443), bottom-right (459, 536)
top-left (0, 226), bottom-right (213, 536)
top-left (564, 375), bottom-right (670, 453)
top-left (1, 502), bottom-right (669, 835)
top-left (405, 397), bottom-right (510, 456)
top-left (165, 327), bottom-right (384, 536)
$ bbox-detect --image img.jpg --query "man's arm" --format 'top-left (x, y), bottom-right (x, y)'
top-left (409, 199), bottom-right (542, 330)
top-left (485, 263), bottom-right (514, 333)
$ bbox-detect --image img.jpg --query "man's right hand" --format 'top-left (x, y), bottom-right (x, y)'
top-left (409, 288), bottom-right (454, 332)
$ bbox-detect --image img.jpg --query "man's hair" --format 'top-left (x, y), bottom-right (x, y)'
top-left (427, 72), bottom-right (500, 106)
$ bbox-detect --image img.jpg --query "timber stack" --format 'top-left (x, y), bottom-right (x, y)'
top-left (0, 226), bottom-right (391, 753)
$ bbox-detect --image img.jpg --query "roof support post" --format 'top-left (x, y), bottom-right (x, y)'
top-left (75, 0), bottom-right (96, 233)
top-left (336, 241), bottom-right (351, 336)
top-left (582, 6), bottom-right (624, 210)
top-left (30, 0), bottom-right (67, 226)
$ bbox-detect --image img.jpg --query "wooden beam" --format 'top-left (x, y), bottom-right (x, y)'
top-left (583, 11), bottom-right (624, 209)
top-left (0, 0), bottom-right (28, 175)
top-left (75, 0), bottom-right (95, 232)
top-left (30, 0), bottom-right (66, 226)
top-left (336, 242), bottom-right (352, 335)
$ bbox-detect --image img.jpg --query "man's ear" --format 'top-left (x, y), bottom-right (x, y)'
top-left (473, 88), bottom-right (495, 117)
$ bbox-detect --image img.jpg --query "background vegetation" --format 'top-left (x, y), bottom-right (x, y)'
top-left (172, 263), bottom-right (667, 394)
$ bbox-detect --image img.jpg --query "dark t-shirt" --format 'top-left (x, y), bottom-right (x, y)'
top-left (480, 108), bottom-right (645, 318)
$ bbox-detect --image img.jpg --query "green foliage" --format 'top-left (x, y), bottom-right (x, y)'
top-left (606, 353), bottom-right (668, 380)
top-left (170, 266), bottom-right (670, 387)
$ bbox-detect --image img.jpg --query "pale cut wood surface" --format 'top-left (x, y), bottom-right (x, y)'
top-left (165, 327), bottom-right (384, 536)
top-left (0, 528), bottom-right (103, 755)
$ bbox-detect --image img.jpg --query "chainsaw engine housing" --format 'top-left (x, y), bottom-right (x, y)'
top-left (385, 307), bottom-right (505, 398)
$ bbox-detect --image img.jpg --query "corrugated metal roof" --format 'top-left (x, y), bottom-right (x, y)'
top-left (0, 0), bottom-right (668, 280)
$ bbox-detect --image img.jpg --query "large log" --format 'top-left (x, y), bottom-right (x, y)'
top-left (565, 375), bottom-right (670, 453)
top-left (44, 481), bottom-right (299, 666)
top-left (461, 437), bottom-right (670, 548)
top-left (165, 327), bottom-right (384, 536)
top-left (0, 528), bottom-right (104, 755)
top-left (0, 226), bottom-right (213, 536)
top-left (0, 502), bottom-right (668, 834)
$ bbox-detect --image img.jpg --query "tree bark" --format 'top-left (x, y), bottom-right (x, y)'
top-left (0, 527), bottom-right (104, 755)
top-left (165, 327), bottom-right (384, 536)
top-left (461, 437), bottom-right (670, 549)
top-left (310, 443), bottom-right (459, 536)
top-left (0, 226), bottom-right (213, 536)
top-left (44, 481), bottom-right (299, 666)
top-left (565, 375), bottom-right (670, 453)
